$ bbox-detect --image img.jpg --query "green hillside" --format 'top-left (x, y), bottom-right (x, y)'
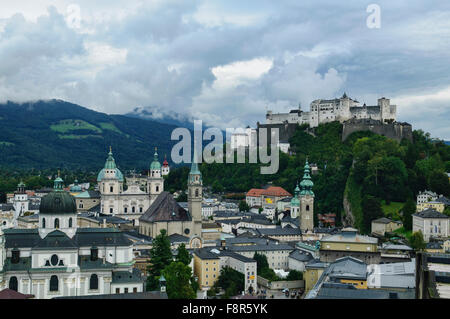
top-left (168, 122), bottom-right (450, 232)
top-left (0, 100), bottom-right (183, 171)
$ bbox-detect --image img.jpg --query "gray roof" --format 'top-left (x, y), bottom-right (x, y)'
top-left (413, 208), bottom-right (449, 219)
top-left (3, 228), bottom-right (133, 249)
top-left (79, 212), bottom-right (132, 224)
top-left (168, 233), bottom-right (189, 244)
top-left (289, 250), bottom-right (313, 262)
top-left (372, 217), bottom-right (396, 224)
top-left (0, 203), bottom-right (14, 212)
top-left (256, 227), bottom-right (301, 236)
top-left (314, 283), bottom-right (414, 299)
top-left (435, 196), bottom-right (450, 206)
top-left (228, 243), bottom-right (294, 253)
top-left (112, 268), bottom-right (143, 284)
top-left (194, 248), bottom-right (220, 260)
top-left (139, 192), bottom-right (191, 223)
top-left (327, 256), bottom-right (367, 281)
top-left (218, 250), bottom-right (256, 263)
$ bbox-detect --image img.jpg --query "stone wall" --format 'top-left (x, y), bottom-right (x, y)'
top-left (342, 118), bottom-right (413, 143)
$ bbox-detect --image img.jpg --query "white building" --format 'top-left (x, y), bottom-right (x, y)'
top-left (0, 177), bottom-right (143, 299)
top-left (97, 148), bottom-right (164, 226)
top-left (412, 208), bottom-right (450, 242)
top-left (266, 94), bottom-right (397, 128)
top-left (417, 190), bottom-right (439, 205)
top-left (230, 127), bottom-right (257, 150)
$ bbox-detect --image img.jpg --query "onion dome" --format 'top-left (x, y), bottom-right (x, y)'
top-left (97, 147), bottom-right (124, 182)
top-left (290, 182), bottom-right (300, 206)
top-left (150, 147), bottom-right (161, 170)
top-left (40, 175), bottom-right (76, 215)
top-left (299, 159), bottom-right (314, 196)
top-left (163, 155), bottom-right (169, 167)
top-left (70, 179), bottom-right (82, 192)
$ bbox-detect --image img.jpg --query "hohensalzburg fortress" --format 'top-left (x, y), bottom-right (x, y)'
top-left (265, 93), bottom-right (397, 127)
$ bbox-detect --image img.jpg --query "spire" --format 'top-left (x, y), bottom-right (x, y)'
top-left (300, 158), bottom-right (314, 196)
top-left (154, 147), bottom-right (158, 161)
top-left (190, 148), bottom-right (201, 175)
top-left (150, 146), bottom-right (161, 171)
top-left (105, 147), bottom-right (117, 169)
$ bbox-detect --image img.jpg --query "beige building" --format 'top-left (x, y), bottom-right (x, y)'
top-left (193, 249), bottom-right (220, 290)
top-left (371, 217), bottom-right (403, 236)
top-left (75, 191), bottom-right (100, 212)
top-left (319, 228), bottom-right (380, 264)
top-left (304, 260), bottom-right (329, 293)
top-left (417, 201), bottom-right (445, 213)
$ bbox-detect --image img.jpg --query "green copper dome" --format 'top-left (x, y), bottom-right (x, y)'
top-left (299, 159), bottom-right (314, 196)
top-left (290, 183), bottom-right (300, 206)
top-left (97, 148), bottom-right (124, 182)
top-left (150, 148), bottom-right (161, 170)
top-left (40, 176), bottom-right (77, 215)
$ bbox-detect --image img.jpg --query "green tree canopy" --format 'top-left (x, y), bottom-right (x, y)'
top-left (147, 229), bottom-right (173, 291)
top-left (176, 243), bottom-right (192, 266)
top-left (162, 261), bottom-right (196, 299)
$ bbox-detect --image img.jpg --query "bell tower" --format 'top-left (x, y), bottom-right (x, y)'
top-left (188, 151), bottom-right (203, 237)
top-left (299, 159), bottom-right (314, 232)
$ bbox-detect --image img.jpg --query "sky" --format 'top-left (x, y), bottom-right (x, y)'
top-left (0, 0), bottom-right (449, 139)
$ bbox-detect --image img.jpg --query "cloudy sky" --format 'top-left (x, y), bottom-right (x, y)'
top-left (0, 1), bottom-right (449, 139)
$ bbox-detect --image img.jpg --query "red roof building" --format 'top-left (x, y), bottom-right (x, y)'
top-left (246, 186), bottom-right (292, 208)
top-left (0, 289), bottom-right (34, 299)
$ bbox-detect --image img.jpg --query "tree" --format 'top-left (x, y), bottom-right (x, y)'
top-left (401, 198), bottom-right (416, 231)
top-left (253, 252), bottom-right (269, 273)
top-left (147, 229), bottom-right (173, 291)
top-left (409, 231), bottom-right (426, 251)
top-left (239, 200), bottom-right (250, 212)
top-left (214, 266), bottom-right (245, 297)
top-left (361, 195), bottom-right (384, 234)
top-left (162, 261), bottom-right (196, 299)
top-left (176, 243), bottom-right (191, 266)
top-left (286, 270), bottom-right (303, 281)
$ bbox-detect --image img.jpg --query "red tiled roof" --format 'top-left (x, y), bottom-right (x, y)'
top-left (246, 186), bottom-right (291, 197)
top-left (0, 289), bottom-right (34, 299)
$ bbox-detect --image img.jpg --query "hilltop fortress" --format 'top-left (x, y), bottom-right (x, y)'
top-left (258, 93), bottom-right (412, 146)
top-left (266, 93), bottom-right (397, 127)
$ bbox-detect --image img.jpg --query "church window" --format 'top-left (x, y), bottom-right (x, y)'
top-left (89, 274), bottom-right (99, 290)
top-left (110, 208), bottom-right (113, 214)
top-left (51, 254), bottom-right (59, 266)
top-left (139, 207), bottom-right (143, 213)
top-left (306, 205), bottom-right (310, 211)
top-left (69, 218), bottom-right (73, 228)
top-left (156, 186), bottom-right (159, 192)
top-left (50, 275), bottom-right (59, 292)
top-left (132, 207), bottom-right (135, 213)
top-left (91, 247), bottom-right (98, 261)
top-left (184, 228), bottom-right (190, 235)
top-left (110, 186), bottom-right (114, 192)
top-left (42, 218), bottom-right (46, 228)
top-left (9, 277), bottom-right (18, 292)
top-left (54, 218), bottom-right (60, 229)
top-left (195, 189), bottom-right (199, 197)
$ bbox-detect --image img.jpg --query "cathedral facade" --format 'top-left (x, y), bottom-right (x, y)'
top-left (97, 148), bottom-right (164, 226)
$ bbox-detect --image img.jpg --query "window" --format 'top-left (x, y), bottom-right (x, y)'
top-left (42, 218), bottom-right (46, 228)
top-left (133, 288), bottom-right (137, 293)
top-left (124, 288), bottom-right (128, 293)
top-left (50, 275), bottom-right (59, 292)
top-left (306, 205), bottom-right (310, 211)
top-left (54, 218), bottom-right (59, 229)
top-left (115, 288), bottom-right (120, 294)
top-left (11, 250), bottom-right (20, 264)
top-left (132, 207), bottom-right (135, 213)
top-left (195, 189), bottom-right (199, 197)
top-left (124, 207), bottom-right (128, 213)
top-left (139, 207), bottom-right (143, 213)
top-left (110, 208), bottom-right (113, 214)
top-left (51, 254), bottom-right (59, 266)
top-left (90, 274), bottom-right (98, 290)
top-left (91, 248), bottom-right (98, 261)
top-left (156, 186), bottom-right (159, 192)
top-left (9, 276), bottom-right (18, 291)
top-left (110, 186), bottom-right (114, 192)
top-left (69, 218), bottom-right (73, 228)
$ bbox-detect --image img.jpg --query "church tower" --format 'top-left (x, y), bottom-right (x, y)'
top-left (290, 182), bottom-right (300, 218)
top-left (299, 159), bottom-right (314, 232)
top-left (13, 181), bottom-right (28, 219)
top-left (147, 147), bottom-right (164, 203)
top-left (188, 151), bottom-right (203, 237)
top-left (97, 147), bottom-right (124, 215)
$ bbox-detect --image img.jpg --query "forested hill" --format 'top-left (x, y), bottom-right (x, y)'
top-left (0, 100), bottom-right (182, 170)
top-left (167, 122), bottom-right (450, 232)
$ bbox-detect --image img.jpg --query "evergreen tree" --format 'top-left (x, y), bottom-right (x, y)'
top-left (162, 262), bottom-right (196, 299)
top-left (361, 195), bottom-right (383, 234)
top-left (146, 229), bottom-right (173, 291)
top-left (239, 200), bottom-right (250, 212)
top-left (409, 231), bottom-right (426, 251)
top-left (401, 198), bottom-right (416, 231)
top-left (176, 243), bottom-right (192, 266)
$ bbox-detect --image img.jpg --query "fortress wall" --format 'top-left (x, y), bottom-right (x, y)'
top-left (342, 119), bottom-right (413, 143)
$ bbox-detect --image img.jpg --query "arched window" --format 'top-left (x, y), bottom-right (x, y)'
top-left (69, 218), bottom-right (73, 228)
top-left (156, 186), bottom-right (159, 192)
top-left (110, 186), bottom-right (114, 192)
top-left (9, 276), bottom-right (18, 291)
top-left (42, 218), bottom-right (46, 228)
top-left (50, 275), bottom-right (59, 292)
top-left (132, 207), bottom-right (135, 213)
top-left (306, 205), bottom-right (310, 211)
top-left (124, 207), bottom-right (128, 213)
top-left (54, 218), bottom-right (59, 229)
top-left (89, 274), bottom-right (98, 290)
top-left (195, 189), bottom-right (199, 197)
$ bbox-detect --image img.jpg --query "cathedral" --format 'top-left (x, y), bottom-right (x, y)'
top-left (97, 147), bottom-right (164, 226)
top-left (0, 176), bottom-right (143, 299)
top-left (138, 155), bottom-right (203, 248)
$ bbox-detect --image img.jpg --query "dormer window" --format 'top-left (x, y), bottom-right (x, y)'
top-left (54, 218), bottom-right (60, 229)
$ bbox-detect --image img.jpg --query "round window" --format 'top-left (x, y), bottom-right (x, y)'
top-left (184, 228), bottom-right (190, 235)
top-left (50, 254), bottom-right (59, 266)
